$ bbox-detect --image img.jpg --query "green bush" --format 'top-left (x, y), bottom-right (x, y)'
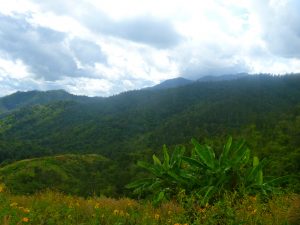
top-left (127, 137), bottom-right (286, 205)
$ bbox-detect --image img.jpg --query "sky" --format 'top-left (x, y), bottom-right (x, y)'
top-left (0, 0), bottom-right (300, 97)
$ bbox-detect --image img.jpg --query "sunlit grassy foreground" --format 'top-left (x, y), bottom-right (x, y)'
top-left (0, 187), bottom-right (299, 225)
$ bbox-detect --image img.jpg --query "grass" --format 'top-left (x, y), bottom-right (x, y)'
top-left (0, 185), bottom-right (299, 225)
top-left (0, 154), bottom-right (118, 197)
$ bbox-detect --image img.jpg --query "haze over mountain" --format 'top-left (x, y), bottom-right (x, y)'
top-left (0, 73), bottom-right (251, 113)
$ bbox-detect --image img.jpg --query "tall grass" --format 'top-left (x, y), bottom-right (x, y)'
top-left (0, 189), bottom-right (299, 225)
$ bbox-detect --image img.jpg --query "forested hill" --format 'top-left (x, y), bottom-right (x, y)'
top-left (0, 89), bottom-right (102, 114)
top-left (0, 74), bottom-right (300, 191)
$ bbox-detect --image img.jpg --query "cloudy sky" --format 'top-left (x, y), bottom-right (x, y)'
top-left (0, 0), bottom-right (300, 96)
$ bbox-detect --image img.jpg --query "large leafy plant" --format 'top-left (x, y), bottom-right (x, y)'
top-left (127, 137), bottom-right (283, 205)
top-left (126, 145), bottom-right (189, 205)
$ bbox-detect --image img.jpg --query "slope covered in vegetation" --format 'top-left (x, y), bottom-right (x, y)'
top-left (0, 154), bottom-right (118, 197)
top-left (0, 74), bottom-right (299, 195)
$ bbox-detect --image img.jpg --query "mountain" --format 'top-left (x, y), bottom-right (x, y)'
top-left (148, 74), bottom-right (249, 91)
top-left (197, 73), bottom-right (249, 82)
top-left (0, 89), bottom-right (98, 114)
top-left (0, 74), bottom-right (254, 114)
top-left (0, 74), bottom-right (300, 194)
top-left (0, 154), bottom-right (119, 196)
top-left (149, 77), bottom-right (193, 90)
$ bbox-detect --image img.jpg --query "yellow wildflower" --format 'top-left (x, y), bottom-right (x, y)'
top-left (95, 203), bottom-right (100, 209)
top-left (251, 209), bottom-right (257, 215)
top-left (199, 207), bottom-right (206, 213)
top-left (113, 209), bottom-right (120, 215)
top-left (10, 202), bottom-right (18, 207)
top-left (174, 223), bottom-right (180, 225)
top-left (23, 208), bottom-right (30, 213)
top-left (119, 210), bottom-right (125, 216)
top-left (0, 184), bottom-right (4, 193)
top-left (154, 214), bottom-right (160, 220)
top-left (22, 217), bottom-right (29, 222)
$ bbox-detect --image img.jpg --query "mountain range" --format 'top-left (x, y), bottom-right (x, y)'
top-left (0, 73), bottom-right (300, 195)
top-left (0, 73), bottom-right (250, 114)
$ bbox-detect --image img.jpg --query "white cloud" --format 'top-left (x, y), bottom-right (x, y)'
top-left (27, 12), bottom-right (89, 37)
top-left (0, 57), bottom-right (31, 79)
top-left (59, 77), bottom-right (113, 96)
top-left (0, 0), bottom-right (299, 97)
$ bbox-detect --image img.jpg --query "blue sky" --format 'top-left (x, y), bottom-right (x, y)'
top-left (0, 0), bottom-right (300, 96)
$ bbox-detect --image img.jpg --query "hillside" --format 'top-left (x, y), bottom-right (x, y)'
top-left (0, 90), bottom-right (100, 114)
top-left (0, 154), bottom-right (119, 196)
top-left (0, 74), bottom-right (300, 194)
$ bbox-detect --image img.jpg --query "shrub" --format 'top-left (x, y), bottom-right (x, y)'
top-left (127, 137), bottom-right (285, 205)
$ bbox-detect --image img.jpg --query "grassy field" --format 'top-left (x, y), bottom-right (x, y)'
top-left (0, 185), bottom-right (299, 225)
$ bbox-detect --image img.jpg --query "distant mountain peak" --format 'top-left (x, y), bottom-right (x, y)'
top-left (0, 89), bottom-right (83, 113)
top-left (150, 77), bottom-right (193, 90)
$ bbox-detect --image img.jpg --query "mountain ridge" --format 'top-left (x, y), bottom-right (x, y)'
top-left (149, 77), bottom-right (193, 90)
top-left (0, 73), bottom-right (271, 112)
top-left (0, 89), bottom-right (102, 114)
top-left (1, 74), bottom-right (300, 157)
top-left (0, 74), bottom-right (300, 195)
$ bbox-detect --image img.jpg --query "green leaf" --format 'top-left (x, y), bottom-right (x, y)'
top-left (125, 178), bottom-right (154, 189)
top-left (253, 156), bottom-right (263, 185)
top-left (170, 146), bottom-right (185, 167)
top-left (152, 155), bottom-right (162, 166)
top-left (163, 145), bottom-right (170, 169)
top-left (246, 158), bottom-right (266, 185)
top-left (191, 138), bottom-right (215, 169)
top-left (231, 140), bottom-right (249, 166)
top-left (201, 186), bottom-right (217, 205)
top-left (137, 161), bottom-right (161, 176)
top-left (234, 147), bottom-right (250, 167)
top-left (219, 136), bottom-right (232, 165)
top-left (182, 156), bottom-right (208, 169)
top-left (153, 191), bottom-right (165, 207)
top-left (167, 170), bottom-right (189, 185)
top-left (253, 156), bottom-right (259, 167)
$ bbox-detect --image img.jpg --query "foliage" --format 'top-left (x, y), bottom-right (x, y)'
top-left (126, 145), bottom-right (188, 206)
top-left (0, 154), bottom-right (118, 197)
top-left (128, 137), bottom-right (286, 205)
top-left (0, 74), bottom-right (300, 195)
top-left (0, 189), bottom-right (298, 225)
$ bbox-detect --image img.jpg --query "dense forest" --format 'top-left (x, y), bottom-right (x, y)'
top-left (0, 74), bottom-right (300, 196)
